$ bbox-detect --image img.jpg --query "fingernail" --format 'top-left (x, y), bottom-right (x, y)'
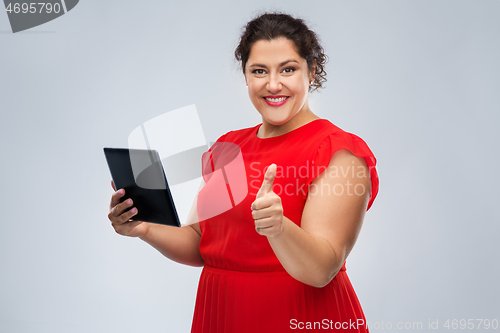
top-left (131, 208), bottom-right (137, 213)
top-left (119, 189), bottom-right (124, 194)
top-left (127, 199), bottom-right (131, 205)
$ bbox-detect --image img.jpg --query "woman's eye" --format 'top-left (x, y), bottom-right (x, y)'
top-left (252, 69), bottom-right (266, 75)
top-left (282, 67), bottom-right (295, 74)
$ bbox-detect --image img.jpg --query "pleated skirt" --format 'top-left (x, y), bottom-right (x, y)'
top-left (191, 265), bottom-right (369, 333)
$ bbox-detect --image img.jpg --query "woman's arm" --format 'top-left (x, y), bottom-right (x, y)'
top-left (251, 149), bottom-right (371, 287)
top-left (108, 180), bottom-right (205, 267)
top-left (139, 182), bottom-right (204, 266)
top-left (139, 223), bottom-right (204, 267)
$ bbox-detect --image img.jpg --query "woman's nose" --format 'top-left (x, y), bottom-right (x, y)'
top-left (266, 74), bottom-right (282, 93)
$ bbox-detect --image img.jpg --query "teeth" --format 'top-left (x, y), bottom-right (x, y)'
top-left (265, 97), bottom-right (287, 102)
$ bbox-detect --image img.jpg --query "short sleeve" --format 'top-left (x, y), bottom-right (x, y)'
top-left (306, 131), bottom-right (379, 211)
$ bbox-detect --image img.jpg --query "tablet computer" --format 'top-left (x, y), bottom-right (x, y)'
top-left (103, 147), bottom-right (181, 227)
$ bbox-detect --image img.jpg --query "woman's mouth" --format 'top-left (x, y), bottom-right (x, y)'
top-left (263, 96), bottom-right (289, 106)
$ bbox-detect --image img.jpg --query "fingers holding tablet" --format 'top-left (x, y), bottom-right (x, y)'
top-left (108, 187), bottom-right (149, 238)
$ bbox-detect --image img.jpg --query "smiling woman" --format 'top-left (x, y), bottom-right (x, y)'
top-left (245, 37), bottom-right (315, 132)
top-left (108, 11), bottom-right (379, 333)
top-left (191, 13), bottom-right (379, 332)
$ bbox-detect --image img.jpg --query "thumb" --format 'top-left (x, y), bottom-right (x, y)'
top-left (257, 164), bottom-right (277, 197)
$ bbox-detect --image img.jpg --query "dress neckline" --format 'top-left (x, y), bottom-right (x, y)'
top-left (254, 118), bottom-right (327, 141)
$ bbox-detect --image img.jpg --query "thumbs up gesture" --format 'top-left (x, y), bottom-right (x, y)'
top-left (251, 164), bottom-right (284, 237)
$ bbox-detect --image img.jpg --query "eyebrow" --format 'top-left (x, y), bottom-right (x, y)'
top-left (248, 59), bottom-right (299, 69)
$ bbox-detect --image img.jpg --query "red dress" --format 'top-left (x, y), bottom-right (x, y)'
top-left (192, 119), bottom-right (379, 333)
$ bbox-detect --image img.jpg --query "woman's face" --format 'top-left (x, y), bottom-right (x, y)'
top-left (244, 37), bottom-right (313, 127)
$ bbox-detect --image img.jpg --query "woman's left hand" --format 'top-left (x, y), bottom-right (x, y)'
top-left (251, 164), bottom-right (284, 237)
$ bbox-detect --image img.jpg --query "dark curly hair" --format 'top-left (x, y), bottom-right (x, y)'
top-left (235, 12), bottom-right (328, 92)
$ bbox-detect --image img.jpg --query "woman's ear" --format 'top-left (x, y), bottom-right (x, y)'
top-left (309, 61), bottom-right (317, 84)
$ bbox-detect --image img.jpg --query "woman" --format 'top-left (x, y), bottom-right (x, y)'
top-left (108, 12), bottom-right (379, 332)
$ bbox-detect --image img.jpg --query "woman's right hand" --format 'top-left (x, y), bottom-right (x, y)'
top-left (108, 180), bottom-right (150, 238)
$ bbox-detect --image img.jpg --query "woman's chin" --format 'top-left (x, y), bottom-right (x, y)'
top-left (262, 116), bottom-right (292, 127)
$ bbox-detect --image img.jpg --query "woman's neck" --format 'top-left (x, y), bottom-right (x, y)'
top-left (257, 108), bottom-right (320, 139)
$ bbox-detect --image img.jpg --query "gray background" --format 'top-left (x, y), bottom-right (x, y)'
top-left (1, 0), bottom-right (499, 332)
